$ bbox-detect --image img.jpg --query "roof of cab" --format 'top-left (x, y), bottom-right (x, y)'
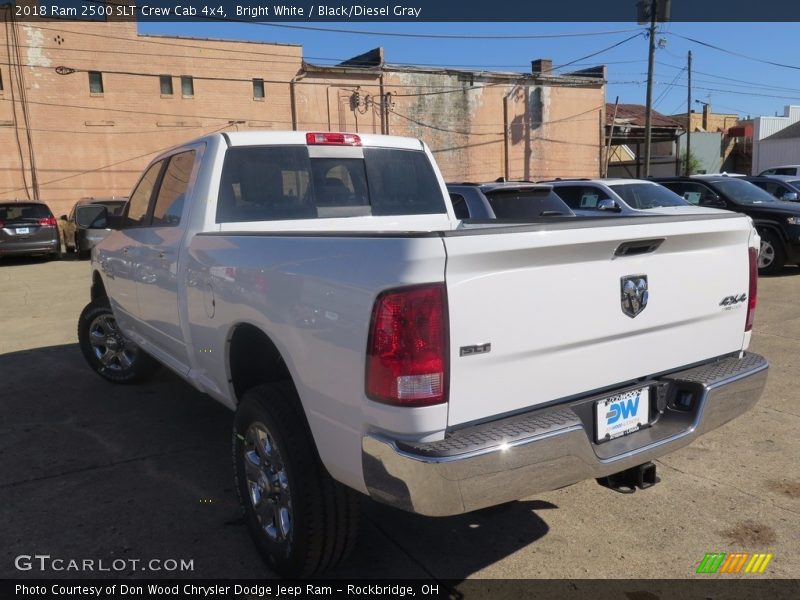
top-left (220, 131), bottom-right (425, 151)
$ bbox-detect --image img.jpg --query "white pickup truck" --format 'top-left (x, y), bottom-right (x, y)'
top-left (78, 131), bottom-right (768, 577)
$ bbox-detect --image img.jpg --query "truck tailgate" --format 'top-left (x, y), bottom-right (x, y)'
top-left (443, 214), bottom-right (754, 427)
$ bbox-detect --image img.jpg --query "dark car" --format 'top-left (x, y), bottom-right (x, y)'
top-left (743, 175), bottom-right (800, 203)
top-left (0, 201), bottom-right (61, 261)
top-left (653, 175), bottom-right (800, 274)
top-left (60, 197), bottom-right (127, 259)
top-left (446, 182), bottom-right (575, 220)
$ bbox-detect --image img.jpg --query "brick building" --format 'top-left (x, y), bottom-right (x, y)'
top-left (1, 14), bottom-right (606, 217)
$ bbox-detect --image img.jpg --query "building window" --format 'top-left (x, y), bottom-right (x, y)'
top-left (160, 75), bottom-right (173, 96)
top-left (88, 71), bottom-right (103, 94)
top-left (253, 78), bottom-right (265, 99)
top-left (181, 76), bottom-right (194, 97)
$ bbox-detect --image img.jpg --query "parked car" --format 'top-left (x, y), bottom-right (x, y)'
top-left (0, 200), bottom-right (61, 260)
top-left (78, 131), bottom-right (766, 576)
top-left (743, 175), bottom-right (800, 202)
top-left (653, 175), bottom-right (800, 274)
top-left (446, 181), bottom-right (575, 219)
top-left (540, 178), bottom-right (697, 216)
top-left (61, 197), bottom-right (127, 259)
top-left (759, 165), bottom-right (800, 177)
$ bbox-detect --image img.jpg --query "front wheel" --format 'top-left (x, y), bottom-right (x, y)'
top-left (77, 298), bottom-right (158, 383)
top-left (758, 230), bottom-right (786, 275)
top-left (233, 382), bottom-right (360, 577)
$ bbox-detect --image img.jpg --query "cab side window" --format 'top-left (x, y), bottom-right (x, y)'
top-left (151, 151), bottom-right (196, 227)
top-left (125, 161), bottom-right (165, 227)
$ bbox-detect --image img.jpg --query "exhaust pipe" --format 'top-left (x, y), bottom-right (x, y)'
top-left (598, 462), bottom-right (658, 493)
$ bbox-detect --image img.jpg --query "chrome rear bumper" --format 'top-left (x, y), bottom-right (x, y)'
top-left (362, 353), bottom-right (768, 516)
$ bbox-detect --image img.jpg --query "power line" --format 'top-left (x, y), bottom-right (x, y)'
top-left (226, 22), bottom-right (643, 40)
top-left (657, 60), bottom-right (800, 95)
top-left (669, 33), bottom-right (800, 72)
top-left (11, 40), bottom-right (649, 72)
top-left (653, 66), bottom-right (685, 109)
top-left (0, 123), bottom-right (231, 196)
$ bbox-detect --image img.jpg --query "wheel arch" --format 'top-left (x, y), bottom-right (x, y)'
top-left (226, 322), bottom-right (294, 405)
top-left (753, 221), bottom-right (788, 247)
top-left (91, 270), bottom-right (108, 301)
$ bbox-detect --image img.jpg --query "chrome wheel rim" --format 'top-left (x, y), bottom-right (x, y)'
top-left (88, 314), bottom-right (139, 371)
top-left (759, 239), bottom-right (775, 269)
top-left (243, 422), bottom-right (292, 543)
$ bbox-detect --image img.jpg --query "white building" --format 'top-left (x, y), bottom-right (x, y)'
top-left (752, 105), bottom-right (800, 174)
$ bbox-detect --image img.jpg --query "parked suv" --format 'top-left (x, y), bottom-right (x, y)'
top-left (654, 175), bottom-right (800, 274)
top-left (61, 197), bottom-right (127, 259)
top-left (0, 201), bottom-right (61, 260)
top-left (759, 165), bottom-right (800, 177)
top-left (743, 175), bottom-right (800, 203)
top-left (446, 182), bottom-right (575, 219)
top-left (541, 178), bottom-right (694, 216)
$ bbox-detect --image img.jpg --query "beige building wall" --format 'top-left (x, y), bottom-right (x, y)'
top-left (0, 16), bottom-right (302, 217)
top-left (1, 14), bottom-right (604, 218)
top-left (299, 67), bottom-right (605, 183)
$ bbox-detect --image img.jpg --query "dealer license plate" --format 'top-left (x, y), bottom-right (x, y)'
top-left (595, 387), bottom-right (650, 442)
top-left (15, 227), bottom-right (30, 234)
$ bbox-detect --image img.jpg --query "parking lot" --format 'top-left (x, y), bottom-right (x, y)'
top-left (1, 255), bottom-right (799, 581)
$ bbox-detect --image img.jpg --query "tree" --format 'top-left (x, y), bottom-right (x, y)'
top-left (681, 151), bottom-right (702, 176)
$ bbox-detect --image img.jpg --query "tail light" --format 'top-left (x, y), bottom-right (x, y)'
top-left (306, 132), bottom-right (361, 146)
top-left (366, 283), bottom-right (448, 407)
top-left (745, 246), bottom-right (758, 332)
top-left (38, 216), bottom-right (58, 227)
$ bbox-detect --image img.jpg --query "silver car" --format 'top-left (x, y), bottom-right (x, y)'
top-left (0, 201), bottom-right (61, 260)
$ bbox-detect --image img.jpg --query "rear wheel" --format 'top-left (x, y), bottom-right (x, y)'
top-left (758, 230), bottom-right (785, 275)
top-left (233, 382), bottom-right (360, 577)
top-left (77, 297), bottom-right (158, 383)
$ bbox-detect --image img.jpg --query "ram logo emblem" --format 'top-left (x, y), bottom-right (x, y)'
top-left (621, 275), bottom-right (649, 318)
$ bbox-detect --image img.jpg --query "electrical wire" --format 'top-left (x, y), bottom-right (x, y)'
top-left (669, 33), bottom-right (800, 72)
top-left (0, 123), bottom-right (232, 196)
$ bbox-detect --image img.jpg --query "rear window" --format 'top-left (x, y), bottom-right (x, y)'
top-left (0, 203), bottom-right (52, 221)
top-left (485, 189), bottom-right (572, 218)
top-left (608, 183), bottom-right (687, 208)
top-left (216, 146), bottom-right (446, 223)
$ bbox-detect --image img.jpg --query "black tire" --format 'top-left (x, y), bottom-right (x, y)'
top-left (76, 248), bottom-right (91, 260)
top-left (758, 230), bottom-right (786, 275)
top-left (49, 243), bottom-right (62, 261)
top-left (233, 382), bottom-right (360, 577)
top-left (77, 297), bottom-right (158, 383)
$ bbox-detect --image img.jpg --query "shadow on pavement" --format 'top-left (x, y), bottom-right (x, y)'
top-left (0, 344), bottom-right (555, 580)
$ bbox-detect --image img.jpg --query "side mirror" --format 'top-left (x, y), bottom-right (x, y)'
top-left (704, 195), bottom-right (726, 208)
top-left (597, 199), bottom-right (622, 212)
top-left (782, 192), bottom-right (799, 201)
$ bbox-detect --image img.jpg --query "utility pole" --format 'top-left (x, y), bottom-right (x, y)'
top-left (643, 0), bottom-right (658, 177)
top-left (685, 50), bottom-right (692, 176)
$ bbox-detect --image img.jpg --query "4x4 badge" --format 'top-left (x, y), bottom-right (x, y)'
top-left (621, 275), bottom-right (648, 318)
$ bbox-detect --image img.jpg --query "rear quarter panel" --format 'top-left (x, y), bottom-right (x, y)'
top-left (185, 233), bottom-right (449, 492)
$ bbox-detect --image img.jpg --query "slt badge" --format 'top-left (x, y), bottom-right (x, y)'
top-left (621, 275), bottom-right (649, 318)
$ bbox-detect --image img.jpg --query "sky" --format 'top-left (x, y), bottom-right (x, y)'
top-left (137, 20), bottom-right (800, 121)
